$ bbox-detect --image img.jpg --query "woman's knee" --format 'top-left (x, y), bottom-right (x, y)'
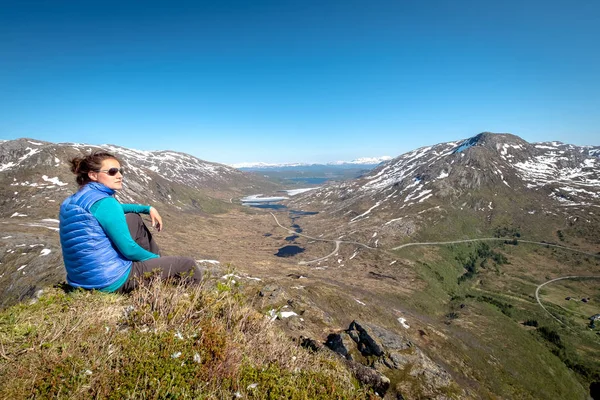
top-left (188, 259), bottom-right (202, 278)
top-left (181, 258), bottom-right (202, 282)
top-left (160, 256), bottom-right (200, 281)
top-left (125, 213), bottom-right (144, 226)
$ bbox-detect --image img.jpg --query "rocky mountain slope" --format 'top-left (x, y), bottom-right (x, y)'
top-left (0, 138), bottom-right (279, 307)
top-left (288, 132), bottom-right (600, 248)
top-left (0, 138), bottom-right (278, 218)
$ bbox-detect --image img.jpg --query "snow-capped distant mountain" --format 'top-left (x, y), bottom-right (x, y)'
top-left (231, 156), bottom-right (392, 169)
top-left (231, 161), bottom-right (311, 169)
top-left (0, 138), bottom-right (278, 219)
top-left (289, 132), bottom-right (600, 246)
top-left (327, 156), bottom-right (393, 166)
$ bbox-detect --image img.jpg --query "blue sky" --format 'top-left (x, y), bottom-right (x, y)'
top-left (1, 0), bottom-right (598, 164)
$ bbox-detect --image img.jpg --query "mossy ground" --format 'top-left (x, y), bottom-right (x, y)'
top-left (0, 274), bottom-right (373, 399)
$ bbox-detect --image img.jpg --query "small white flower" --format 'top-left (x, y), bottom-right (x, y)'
top-left (174, 331), bottom-right (184, 340)
top-left (193, 353), bottom-right (201, 363)
top-left (84, 370), bottom-right (92, 375)
top-left (247, 383), bottom-right (258, 390)
top-left (171, 352), bottom-right (182, 359)
top-left (234, 392), bottom-right (242, 398)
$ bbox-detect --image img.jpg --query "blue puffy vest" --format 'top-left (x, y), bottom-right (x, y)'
top-left (59, 182), bottom-right (131, 289)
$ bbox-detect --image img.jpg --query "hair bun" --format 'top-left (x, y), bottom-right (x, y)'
top-left (70, 157), bottom-right (84, 174)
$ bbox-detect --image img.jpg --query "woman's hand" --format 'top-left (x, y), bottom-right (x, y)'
top-left (149, 207), bottom-right (163, 232)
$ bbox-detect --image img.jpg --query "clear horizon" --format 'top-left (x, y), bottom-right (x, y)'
top-left (1, 1), bottom-right (598, 164)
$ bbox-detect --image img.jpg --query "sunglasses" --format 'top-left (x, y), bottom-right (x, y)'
top-left (96, 167), bottom-right (124, 176)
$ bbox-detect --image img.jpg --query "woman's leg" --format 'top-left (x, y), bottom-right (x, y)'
top-left (118, 256), bottom-right (201, 293)
top-left (126, 213), bottom-right (161, 255)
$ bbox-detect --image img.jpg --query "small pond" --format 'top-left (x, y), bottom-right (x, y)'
top-left (275, 245), bottom-right (305, 257)
top-left (285, 234), bottom-right (299, 242)
top-left (290, 210), bottom-right (319, 216)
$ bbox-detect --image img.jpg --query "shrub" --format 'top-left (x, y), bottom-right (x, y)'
top-left (457, 243), bottom-right (509, 284)
top-left (446, 312), bottom-right (459, 320)
top-left (537, 327), bottom-right (564, 349)
top-left (478, 296), bottom-right (513, 317)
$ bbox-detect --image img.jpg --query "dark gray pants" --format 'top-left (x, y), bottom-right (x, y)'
top-left (117, 213), bottom-right (201, 293)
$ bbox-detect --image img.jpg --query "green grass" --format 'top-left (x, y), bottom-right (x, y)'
top-left (0, 275), bottom-right (373, 399)
top-left (392, 241), bottom-right (598, 398)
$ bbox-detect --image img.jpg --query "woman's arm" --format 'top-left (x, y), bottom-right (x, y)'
top-left (121, 204), bottom-right (151, 214)
top-left (90, 198), bottom-right (159, 261)
top-left (121, 204), bottom-right (163, 231)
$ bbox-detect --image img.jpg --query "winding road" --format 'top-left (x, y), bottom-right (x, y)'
top-left (535, 276), bottom-right (600, 326)
top-left (271, 212), bottom-right (600, 264)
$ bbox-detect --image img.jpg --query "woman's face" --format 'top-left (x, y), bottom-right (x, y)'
top-left (88, 158), bottom-right (123, 190)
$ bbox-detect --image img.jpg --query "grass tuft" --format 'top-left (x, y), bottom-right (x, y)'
top-left (0, 274), bottom-right (372, 399)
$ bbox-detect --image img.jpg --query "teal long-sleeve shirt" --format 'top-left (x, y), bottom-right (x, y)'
top-left (89, 198), bottom-right (159, 262)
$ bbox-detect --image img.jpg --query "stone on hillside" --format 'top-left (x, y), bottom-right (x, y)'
top-left (367, 323), bottom-right (413, 351)
top-left (298, 336), bottom-right (322, 352)
top-left (348, 320), bottom-right (384, 356)
top-left (344, 359), bottom-right (390, 397)
top-left (384, 347), bottom-right (452, 388)
top-left (325, 332), bottom-right (356, 360)
top-left (259, 284), bottom-right (287, 303)
top-left (259, 284), bottom-right (279, 297)
top-left (347, 328), bottom-right (360, 343)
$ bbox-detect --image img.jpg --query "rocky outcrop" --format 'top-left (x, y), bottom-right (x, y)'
top-left (324, 320), bottom-right (460, 399)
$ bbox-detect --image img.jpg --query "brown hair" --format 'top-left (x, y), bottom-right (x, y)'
top-left (70, 151), bottom-right (120, 187)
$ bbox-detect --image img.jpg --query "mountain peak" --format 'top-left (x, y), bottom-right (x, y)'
top-left (453, 132), bottom-right (526, 154)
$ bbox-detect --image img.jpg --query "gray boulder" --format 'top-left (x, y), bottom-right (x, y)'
top-left (325, 332), bottom-right (356, 360)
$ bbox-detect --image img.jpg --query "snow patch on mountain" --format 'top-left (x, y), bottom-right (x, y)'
top-left (1, 147), bottom-right (42, 172)
top-left (42, 176), bottom-right (68, 186)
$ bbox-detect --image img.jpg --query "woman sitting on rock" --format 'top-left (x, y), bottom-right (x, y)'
top-left (59, 150), bottom-right (200, 293)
